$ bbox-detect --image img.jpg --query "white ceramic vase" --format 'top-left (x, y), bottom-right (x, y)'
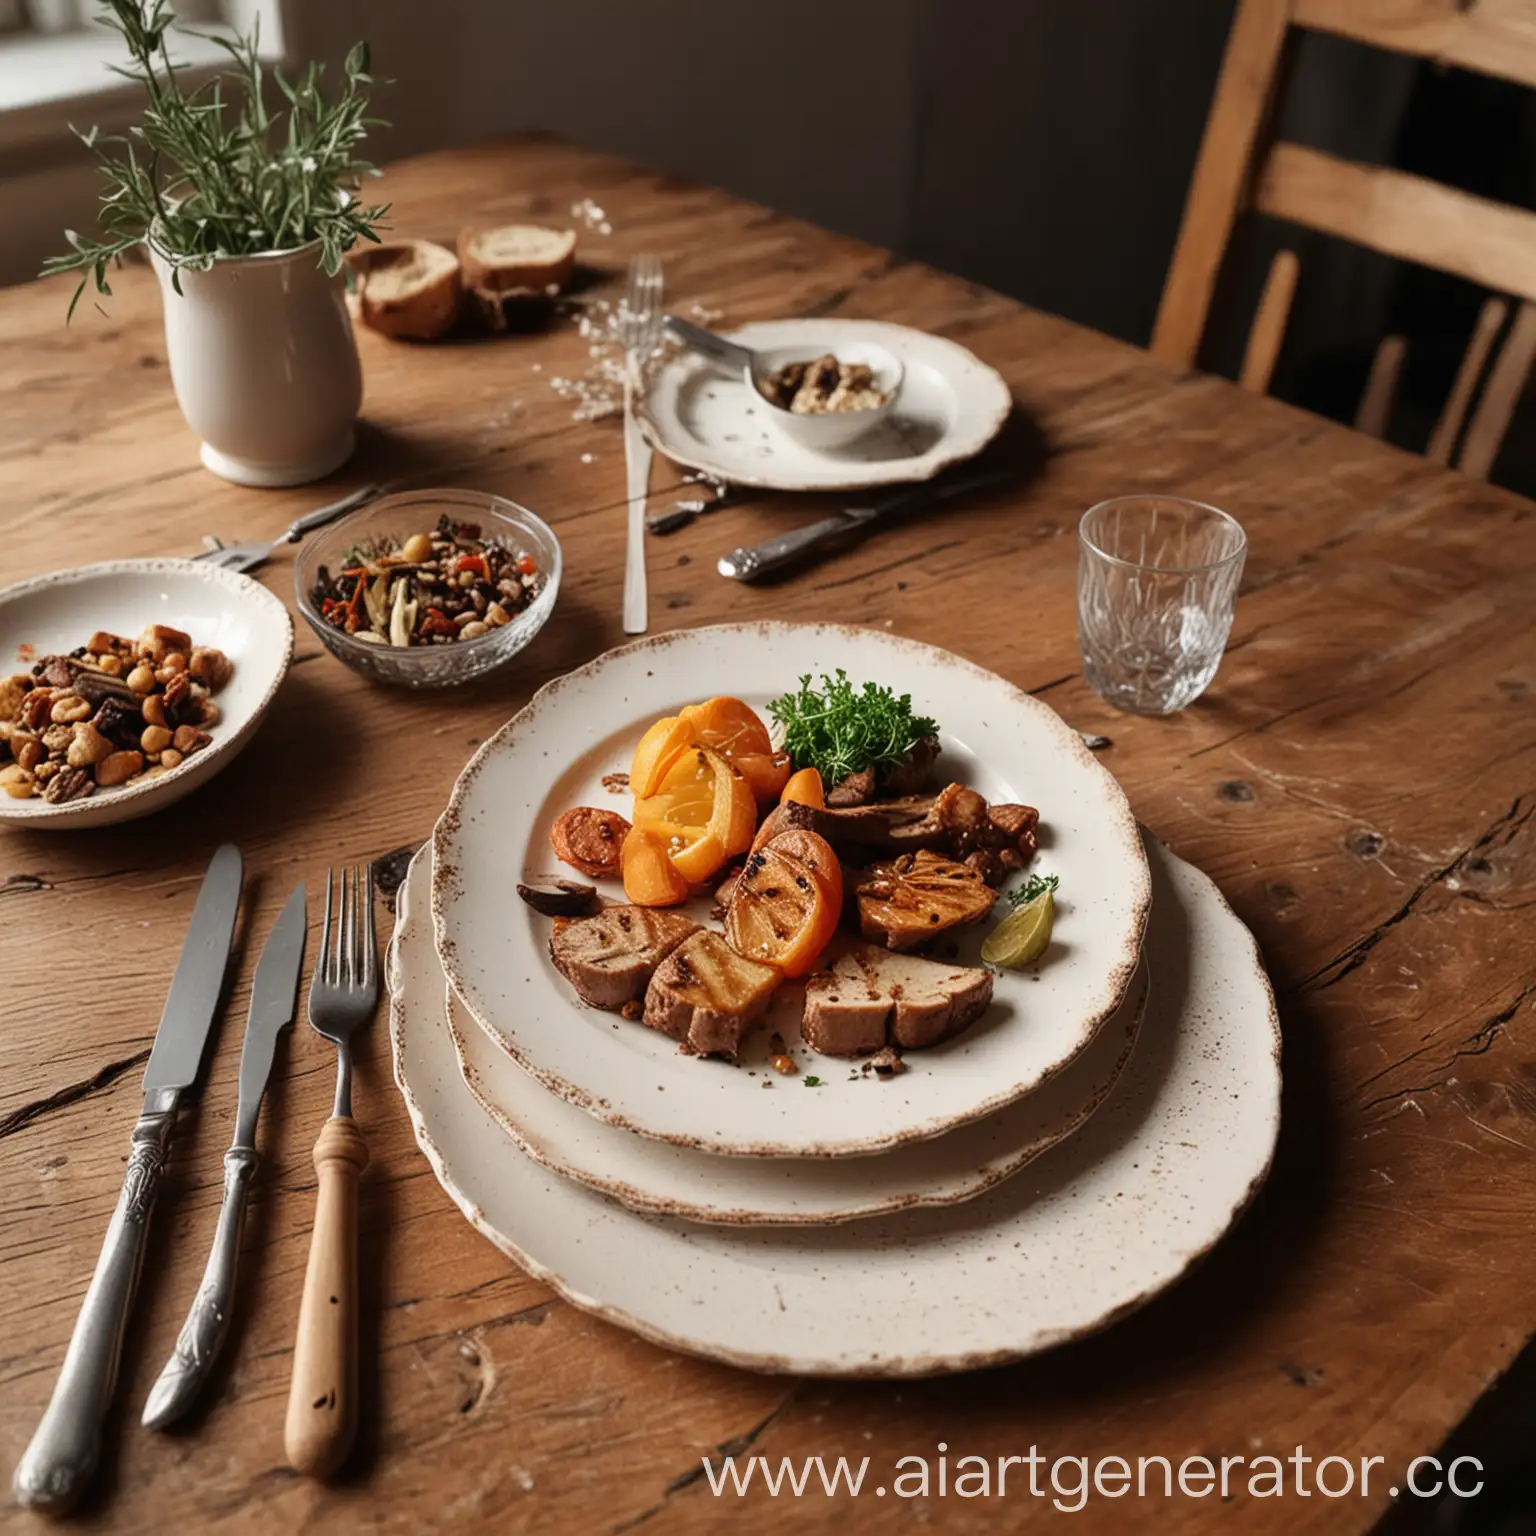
top-left (151, 242), bottom-right (363, 489)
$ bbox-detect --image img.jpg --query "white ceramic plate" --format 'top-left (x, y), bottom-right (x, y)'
top-left (394, 832), bottom-right (1282, 1376)
top-left (432, 623), bottom-right (1150, 1158)
top-left (449, 951), bottom-right (1147, 1226)
top-left (639, 320), bottom-right (1012, 491)
top-left (0, 559), bottom-right (293, 829)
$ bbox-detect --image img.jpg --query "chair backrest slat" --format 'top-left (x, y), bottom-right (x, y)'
top-left (1292, 0), bottom-right (1536, 92)
top-left (1253, 143), bottom-right (1536, 305)
top-left (1460, 301), bottom-right (1536, 479)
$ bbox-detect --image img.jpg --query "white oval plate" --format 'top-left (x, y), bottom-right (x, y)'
top-left (639, 320), bottom-right (1012, 491)
top-left (0, 559), bottom-right (293, 829)
top-left (432, 623), bottom-right (1150, 1158)
top-left (394, 832), bottom-right (1282, 1376)
top-left (449, 950), bottom-right (1147, 1226)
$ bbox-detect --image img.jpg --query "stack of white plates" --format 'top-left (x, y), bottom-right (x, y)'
top-left (391, 623), bottom-right (1280, 1376)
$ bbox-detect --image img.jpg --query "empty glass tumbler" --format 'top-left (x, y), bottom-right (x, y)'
top-left (1077, 496), bottom-right (1247, 716)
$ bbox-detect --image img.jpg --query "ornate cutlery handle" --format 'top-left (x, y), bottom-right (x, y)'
top-left (141, 1146), bottom-right (258, 1430)
top-left (13, 1101), bottom-right (176, 1513)
top-left (285, 1115), bottom-right (368, 1478)
top-left (280, 483), bottom-right (383, 543)
top-left (717, 514), bottom-right (860, 581)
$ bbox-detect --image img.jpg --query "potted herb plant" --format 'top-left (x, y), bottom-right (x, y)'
top-left (46, 0), bottom-right (389, 486)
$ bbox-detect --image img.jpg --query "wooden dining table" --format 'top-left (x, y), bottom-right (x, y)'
top-left (1, 134), bottom-right (1532, 1534)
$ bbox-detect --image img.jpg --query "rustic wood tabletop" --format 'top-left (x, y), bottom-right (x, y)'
top-left (0, 135), bottom-right (1531, 1534)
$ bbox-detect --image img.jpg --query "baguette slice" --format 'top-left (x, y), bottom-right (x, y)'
top-left (802, 945), bottom-right (993, 1056)
top-left (346, 239), bottom-right (461, 340)
top-left (458, 224), bottom-right (577, 295)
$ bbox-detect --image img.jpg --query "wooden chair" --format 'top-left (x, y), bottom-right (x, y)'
top-left (1153, 0), bottom-right (1536, 480)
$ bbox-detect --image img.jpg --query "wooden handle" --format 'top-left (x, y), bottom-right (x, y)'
top-left (284, 1115), bottom-right (368, 1478)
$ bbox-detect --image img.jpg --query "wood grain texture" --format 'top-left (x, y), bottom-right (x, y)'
top-left (0, 134), bottom-right (1533, 1534)
top-left (1254, 141), bottom-right (1536, 305)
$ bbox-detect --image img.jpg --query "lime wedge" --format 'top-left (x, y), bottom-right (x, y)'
top-left (981, 888), bottom-right (1055, 968)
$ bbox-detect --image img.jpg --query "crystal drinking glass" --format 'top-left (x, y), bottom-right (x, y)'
top-left (1077, 496), bottom-right (1247, 715)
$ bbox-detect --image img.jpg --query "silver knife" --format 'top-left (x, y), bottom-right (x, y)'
top-left (716, 467), bottom-right (1013, 581)
top-left (13, 844), bottom-right (243, 1514)
top-left (142, 882), bottom-right (306, 1430)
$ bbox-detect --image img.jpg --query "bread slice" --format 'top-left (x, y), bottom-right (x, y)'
top-left (550, 907), bottom-right (699, 1010)
top-left (802, 945), bottom-right (993, 1055)
top-left (458, 224), bottom-right (577, 295)
top-left (346, 240), bottom-right (461, 340)
top-left (643, 930), bottom-right (780, 1058)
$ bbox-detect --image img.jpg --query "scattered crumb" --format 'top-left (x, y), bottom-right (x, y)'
top-left (580, 452), bottom-right (597, 464)
top-left (862, 1047), bottom-right (906, 1080)
top-left (601, 772), bottom-right (630, 794)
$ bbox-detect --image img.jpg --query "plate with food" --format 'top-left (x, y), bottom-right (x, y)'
top-left (432, 623), bottom-right (1150, 1157)
top-left (0, 558), bottom-right (291, 828)
top-left (638, 320), bottom-right (1012, 491)
top-left (397, 835), bottom-right (1281, 1374)
top-left (449, 950), bottom-right (1147, 1224)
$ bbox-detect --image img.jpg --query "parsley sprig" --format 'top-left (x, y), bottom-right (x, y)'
top-left (767, 670), bottom-right (938, 786)
top-left (1007, 872), bottom-right (1060, 908)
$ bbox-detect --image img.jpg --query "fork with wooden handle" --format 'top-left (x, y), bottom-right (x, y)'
top-left (285, 864), bottom-right (377, 1479)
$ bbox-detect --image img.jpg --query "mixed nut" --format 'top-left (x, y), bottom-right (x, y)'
top-left (0, 625), bottom-right (232, 803)
top-left (311, 514), bottom-right (546, 647)
top-left (760, 355), bottom-right (888, 415)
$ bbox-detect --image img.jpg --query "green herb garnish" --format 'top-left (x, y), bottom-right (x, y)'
top-left (1007, 872), bottom-right (1060, 909)
top-left (803, 1075), bottom-right (824, 1088)
top-left (767, 670), bottom-right (938, 786)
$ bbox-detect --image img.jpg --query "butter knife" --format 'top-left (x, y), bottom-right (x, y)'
top-left (13, 845), bottom-right (243, 1513)
top-left (717, 467), bottom-right (1012, 581)
top-left (142, 881), bottom-right (307, 1429)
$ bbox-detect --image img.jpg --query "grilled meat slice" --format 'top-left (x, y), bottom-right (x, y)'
top-left (854, 850), bottom-right (995, 951)
top-left (643, 929), bottom-right (781, 1057)
top-left (549, 906), bottom-right (699, 1009)
top-left (802, 945), bottom-right (993, 1054)
top-left (781, 784), bottom-right (1038, 881)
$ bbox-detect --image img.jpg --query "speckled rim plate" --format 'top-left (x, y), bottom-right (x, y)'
top-left (447, 950), bottom-right (1148, 1226)
top-left (394, 832), bottom-right (1282, 1376)
top-left (0, 559), bottom-right (293, 829)
top-left (432, 623), bottom-right (1151, 1159)
top-left (637, 320), bottom-right (1012, 491)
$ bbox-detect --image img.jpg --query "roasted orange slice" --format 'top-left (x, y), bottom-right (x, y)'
top-left (725, 829), bottom-right (843, 978)
top-left (620, 825), bottom-right (691, 907)
top-left (680, 697), bottom-right (791, 804)
top-left (633, 745), bottom-right (756, 882)
top-left (629, 714), bottom-right (697, 799)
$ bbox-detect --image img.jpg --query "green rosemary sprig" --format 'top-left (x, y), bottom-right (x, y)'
top-left (1007, 872), bottom-right (1060, 908)
top-left (42, 0), bottom-right (390, 318)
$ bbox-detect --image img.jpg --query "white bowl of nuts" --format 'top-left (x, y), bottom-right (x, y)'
top-left (0, 558), bottom-right (292, 828)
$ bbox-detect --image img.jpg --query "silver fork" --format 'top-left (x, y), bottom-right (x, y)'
top-left (284, 864), bottom-right (377, 1481)
top-left (619, 254), bottom-right (663, 634)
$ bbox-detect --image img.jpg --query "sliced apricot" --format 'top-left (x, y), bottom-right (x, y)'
top-left (732, 750), bottom-right (793, 804)
top-left (780, 766), bottom-right (825, 809)
top-left (725, 830), bottom-right (843, 978)
top-left (621, 826), bottom-right (690, 907)
top-left (681, 696), bottom-right (773, 757)
top-left (679, 698), bottom-right (789, 805)
top-left (629, 713), bottom-right (696, 799)
top-left (634, 745), bottom-right (756, 881)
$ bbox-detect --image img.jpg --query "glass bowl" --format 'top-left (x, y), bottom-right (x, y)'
top-left (294, 488), bottom-right (561, 688)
